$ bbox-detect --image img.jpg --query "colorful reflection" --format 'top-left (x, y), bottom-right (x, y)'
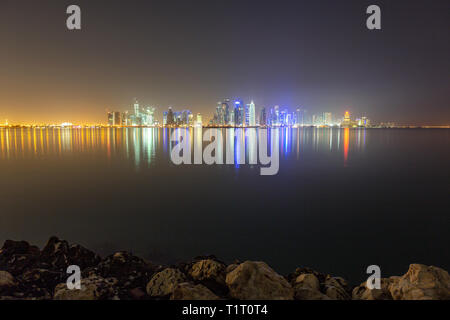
top-left (0, 127), bottom-right (361, 169)
top-left (343, 128), bottom-right (349, 166)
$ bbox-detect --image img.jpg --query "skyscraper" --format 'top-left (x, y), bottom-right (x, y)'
top-left (323, 112), bottom-right (332, 125)
top-left (134, 99), bottom-right (140, 117)
top-left (260, 107), bottom-right (267, 126)
top-left (248, 101), bottom-right (256, 126)
top-left (107, 112), bottom-right (114, 126)
top-left (342, 111), bottom-right (351, 128)
top-left (216, 102), bottom-right (224, 125)
top-left (167, 107), bottom-right (175, 125)
top-left (220, 99), bottom-right (229, 125)
top-left (122, 111), bottom-right (129, 126)
top-left (234, 100), bottom-right (244, 126)
top-left (107, 111), bottom-right (122, 126)
top-left (274, 106), bottom-right (280, 126)
top-left (296, 108), bottom-right (306, 126)
top-left (113, 112), bottom-right (121, 126)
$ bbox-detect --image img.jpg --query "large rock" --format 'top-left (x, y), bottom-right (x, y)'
top-left (225, 261), bottom-right (294, 300)
top-left (40, 237), bottom-right (101, 271)
top-left (17, 268), bottom-right (64, 299)
top-left (146, 268), bottom-right (187, 298)
top-left (0, 240), bottom-right (40, 276)
top-left (85, 251), bottom-right (156, 299)
top-left (171, 282), bottom-right (220, 300)
top-left (53, 275), bottom-right (118, 300)
top-left (287, 267), bottom-right (328, 285)
top-left (294, 273), bottom-right (320, 291)
top-left (189, 259), bottom-right (226, 283)
top-left (323, 276), bottom-right (351, 300)
top-left (189, 259), bottom-right (227, 296)
top-left (292, 273), bottom-right (330, 300)
top-left (388, 264), bottom-right (450, 300)
top-left (352, 278), bottom-right (393, 300)
top-left (0, 271), bottom-right (17, 295)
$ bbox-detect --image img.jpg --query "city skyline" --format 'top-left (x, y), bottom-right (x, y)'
top-left (107, 98), bottom-right (376, 128)
top-left (1, 95), bottom-right (447, 127)
top-left (0, 1), bottom-right (448, 125)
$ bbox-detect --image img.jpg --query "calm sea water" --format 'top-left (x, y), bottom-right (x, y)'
top-left (0, 127), bottom-right (449, 282)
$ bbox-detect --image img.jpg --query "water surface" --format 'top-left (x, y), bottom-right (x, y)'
top-left (0, 127), bottom-right (448, 282)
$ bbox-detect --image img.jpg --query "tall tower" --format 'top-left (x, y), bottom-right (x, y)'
top-left (274, 106), bottom-right (280, 126)
top-left (234, 100), bottom-right (243, 126)
top-left (167, 107), bottom-right (174, 125)
top-left (216, 102), bottom-right (223, 125)
top-left (260, 107), bottom-right (266, 126)
top-left (248, 101), bottom-right (256, 126)
top-left (134, 99), bottom-right (140, 116)
top-left (222, 99), bottom-right (230, 125)
top-left (342, 111), bottom-right (351, 127)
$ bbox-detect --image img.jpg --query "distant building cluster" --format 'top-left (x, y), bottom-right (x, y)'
top-left (210, 99), bottom-right (371, 128)
top-left (211, 99), bottom-right (256, 127)
top-left (340, 111), bottom-right (371, 128)
top-left (162, 108), bottom-right (197, 127)
top-left (107, 98), bottom-right (374, 128)
top-left (108, 100), bottom-right (157, 126)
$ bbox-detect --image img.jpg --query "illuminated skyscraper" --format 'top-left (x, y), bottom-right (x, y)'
top-left (122, 111), bottom-right (129, 126)
top-left (196, 113), bottom-right (202, 127)
top-left (230, 109), bottom-right (235, 126)
top-left (286, 113), bottom-right (292, 126)
top-left (107, 112), bottom-right (114, 126)
top-left (260, 107), bottom-right (267, 126)
top-left (342, 111), bottom-right (352, 127)
top-left (247, 101), bottom-right (256, 126)
top-left (167, 107), bottom-right (175, 125)
top-left (223, 99), bottom-right (230, 125)
top-left (312, 114), bottom-right (321, 126)
top-left (274, 106), bottom-right (280, 126)
top-left (113, 112), bottom-right (121, 126)
top-left (234, 100), bottom-right (244, 126)
top-left (323, 112), bottom-right (332, 125)
top-left (216, 102), bottom-right (224, 125)
top-left (107, 111), bottom-right (122, 126)
top-left (174, 111), bottom-right (182, 125)
top-left (134, 99), bottom-right (140, 117)
top-left (280, 109), bottom-right (288, 126)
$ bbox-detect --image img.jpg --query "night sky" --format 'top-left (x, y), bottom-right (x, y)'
top-left (0, 0), bottom-right (449, 125)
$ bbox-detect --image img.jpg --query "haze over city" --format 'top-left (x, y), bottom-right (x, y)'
top-left (0, 0), bottom-right (449, 125)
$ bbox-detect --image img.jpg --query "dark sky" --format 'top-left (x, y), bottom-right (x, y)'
top-left (0, 0), bottom-right (449, 124)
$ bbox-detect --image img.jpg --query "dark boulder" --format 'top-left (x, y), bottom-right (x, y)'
top-left (0, 240), bottom-right (40, 276)
top-left (19, 268), bottom-right (64, 294)
top-left (39, 236), bottom-right (101, 271)
top-left (84, 251), bottom-right (157, 299)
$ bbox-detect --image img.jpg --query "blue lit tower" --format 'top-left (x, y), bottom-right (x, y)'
top-left (234, 99), bottom-right (244, 126)
top-left (222, 99), bottom-right (230, 125)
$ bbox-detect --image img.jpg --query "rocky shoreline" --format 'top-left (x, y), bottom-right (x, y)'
top-left (0, 237), bottom-right (449, 300)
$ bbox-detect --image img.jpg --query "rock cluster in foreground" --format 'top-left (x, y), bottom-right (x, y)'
top-left (0, 237), bottom-right (449, 300)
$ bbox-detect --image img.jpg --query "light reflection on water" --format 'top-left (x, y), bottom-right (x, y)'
top-left (0, 127), bottom-right (362, 168)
